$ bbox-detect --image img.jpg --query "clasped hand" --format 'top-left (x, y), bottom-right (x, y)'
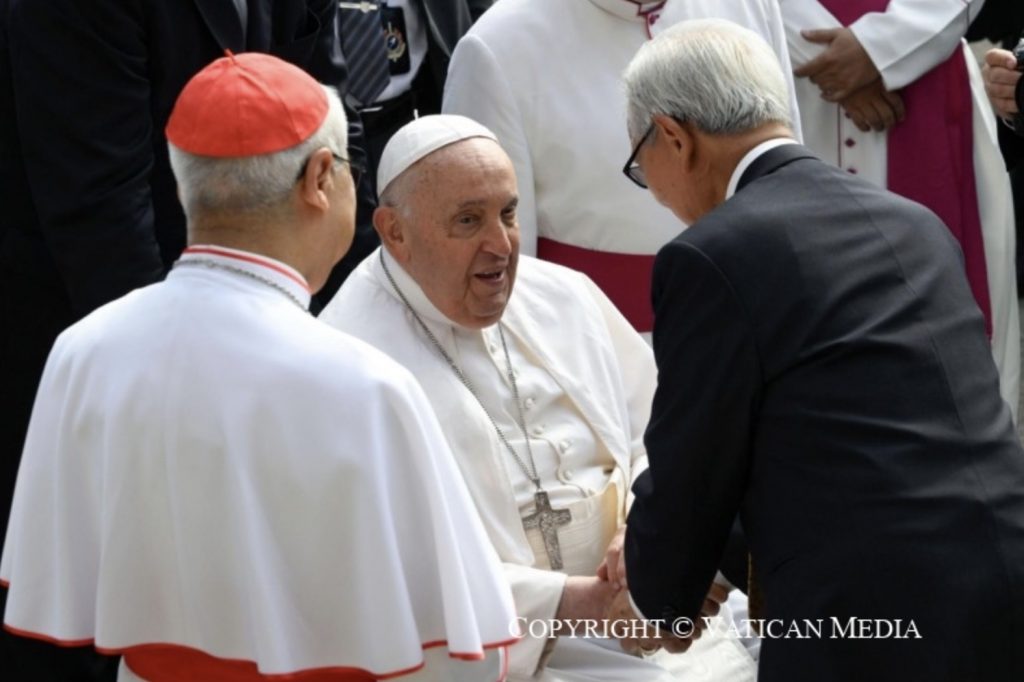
top-left (591, 526), bottom-right (728, 656)
top-left (982, 48), bottom-right (1021, 119)
top-left (794, 27), bottom-right (904, 132)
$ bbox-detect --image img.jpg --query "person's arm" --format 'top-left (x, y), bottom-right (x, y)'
top-left (443, 34), bottom-right (539, 256)
top-left (850, 0), bottom-right (983, 91)
top-left (578, 274), bottom-right (656, 507)
top-left (625, 241), bottom-right (761, 626)
top-left (501, 565), bottom-right (620, 677)
top-left (9, 0), bottom-right (163, 316)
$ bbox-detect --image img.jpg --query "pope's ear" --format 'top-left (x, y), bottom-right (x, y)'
top-left (373, 205), bottom-right (411, 262)
top-left (297, 147), bottom-right (334, 212)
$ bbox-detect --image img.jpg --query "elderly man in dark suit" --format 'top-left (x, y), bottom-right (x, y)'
top-left (613, 18), bottom-right (1024, 682)
top-left (0, 1), bottom-right (362, 679)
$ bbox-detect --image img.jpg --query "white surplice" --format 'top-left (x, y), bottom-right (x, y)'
top-left (319, 249), bottom-right (756, 681)
top-left (780, 0), bottom-right (1021, 421)
top-left (1, 245), bottom-right (516, 681)
top-left (442, 0), bottom-right (801, 260)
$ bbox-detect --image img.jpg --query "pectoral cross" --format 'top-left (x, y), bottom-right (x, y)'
top-left (522, 490), bottom-right (572, 570)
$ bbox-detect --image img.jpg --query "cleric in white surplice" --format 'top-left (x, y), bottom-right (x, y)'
top-left (442, 0), bottom-right (800, 336)
top-left (0, 53), bottom-right (516, 681)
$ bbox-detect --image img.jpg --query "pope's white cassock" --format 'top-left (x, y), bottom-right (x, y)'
top-left (320, 248), bottom-right (756, 682)
top-left (0, 245), bottom-right (517, 682)
top-left (442, 0), bottom-right (800, 334)
top-left (780, 0), bottom-right (1021, 420)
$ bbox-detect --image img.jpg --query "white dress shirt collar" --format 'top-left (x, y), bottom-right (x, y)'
top-left (725, 138), bottom-right (799, 200)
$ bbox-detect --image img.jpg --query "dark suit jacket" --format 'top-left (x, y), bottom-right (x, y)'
top-left (0, 0), bottom-right (346, 316)
top-left (625, 144), bottom-right (1024, 681)
top-left (967, 0), bottom-right (1024, 44)
top-left (418, 0), bottom-right (491, 97)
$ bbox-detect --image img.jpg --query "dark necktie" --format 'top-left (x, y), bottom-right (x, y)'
top-left (338, 2), bottom-right (390, 107)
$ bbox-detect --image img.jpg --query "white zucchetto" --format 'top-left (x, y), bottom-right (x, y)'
top-left (377, 114), bottom-right (498, 196)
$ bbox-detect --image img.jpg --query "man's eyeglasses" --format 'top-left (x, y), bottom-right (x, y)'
top-left (296, 147), bottom-right (367, 188)
top-left (622, 123), bottom-right (654, 189)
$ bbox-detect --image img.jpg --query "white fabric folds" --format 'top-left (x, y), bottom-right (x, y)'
top-left (1, 247), bottom-right (517, 679)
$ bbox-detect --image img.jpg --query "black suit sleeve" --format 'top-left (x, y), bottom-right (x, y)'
top-left (626, 241), bottom-right (760, 624)
top-left (285, 0), bottom-right (346, 85)
top-left (8, 0), bottom-right (163, 316)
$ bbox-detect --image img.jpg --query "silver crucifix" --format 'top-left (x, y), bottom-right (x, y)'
top-left (522, 490), bottom-right (572, 570)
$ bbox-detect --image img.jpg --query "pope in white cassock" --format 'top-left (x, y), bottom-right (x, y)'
top-left (0, 54), bottom-right (516, 682)
top-left (319, 114), bottom-right (757, 682)
top-left (442, 0), bottom-right (800, 335)
top-left (779, 0), bottom-right (1021, 420)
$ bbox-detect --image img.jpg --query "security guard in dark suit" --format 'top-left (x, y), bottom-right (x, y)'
top-left (337, 0), bottom-right (494, 195)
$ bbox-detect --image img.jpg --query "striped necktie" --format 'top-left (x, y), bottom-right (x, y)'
top-left (338, 2), bottom-right (390, 107)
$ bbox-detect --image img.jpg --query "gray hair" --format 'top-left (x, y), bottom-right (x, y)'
top-left (168, 85), bottom-right (348, 217)
top-left (623, 18), bottom-right (791, 141)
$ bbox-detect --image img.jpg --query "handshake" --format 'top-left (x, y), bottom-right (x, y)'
top-left (553, 526), bottom-right (730, 657)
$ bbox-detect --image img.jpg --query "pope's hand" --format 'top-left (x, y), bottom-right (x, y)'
top-left (596, 525), bottom-right (627, 590)
top-left (839, 79), bottom-right (905, 132)
top-left (795, 27), bottom-right (880, 102)
top-left (556, 576), bottom-right (620, 623)
top-left (983, 48), bottom-right (1020, 118)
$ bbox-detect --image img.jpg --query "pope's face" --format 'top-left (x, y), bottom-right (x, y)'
top-left (395, 138), bottom-right (520, 329)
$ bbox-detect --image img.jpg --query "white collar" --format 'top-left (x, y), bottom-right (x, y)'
top-left (175, 244), bottom-right (312, 310)
top-left (587, 0), bottom-right (664, 23)
top-left (376, 247), bottom-right (495, 333)
top-left (725, 138), bottom-right (798, 200)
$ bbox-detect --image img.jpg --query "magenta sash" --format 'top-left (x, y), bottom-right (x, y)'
top-left (819, 0), bottom-right (992, 335)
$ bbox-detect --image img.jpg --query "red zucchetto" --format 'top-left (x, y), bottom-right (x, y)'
top-left (166, 51), bottom-right (328, 158)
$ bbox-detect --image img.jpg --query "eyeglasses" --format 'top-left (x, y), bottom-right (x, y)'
top-left (622, 123), bottom-right (654, 189)
top-left (295, 147), bottom-right (367, 188)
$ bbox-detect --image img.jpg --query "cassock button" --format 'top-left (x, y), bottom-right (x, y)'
top-left (844, 138), bottom-right (856, 148)
top-left (488, 343), bottom-right (498, 353)
top-left (562, 468), bottom-right (574, 480)
top-left (847, 167), bottom-right (858, 174)
top-left (524, 397), bottom-right (535, 409)
top-left (532, 424), bottom-right (545, 436)
top-left (661, 606), bottom-right (676, 621)
top-left (558, 440), bottom-right (570, 453)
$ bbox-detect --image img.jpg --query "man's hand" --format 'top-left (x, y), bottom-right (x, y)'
top-left (795, 27), bottom-right (880, 102)
top-left (703, 582), bottom-right (729, 619)
top-left (605, 590), bottom-right (704, 657)
top-left (596, 525), bottom-right (627, 589)
top-left (839, 79), bottom-right (905, 132)
top-left (983, 48), bottom-right (1021, 119)
top-left (555, 576), bottom-right (621, 624)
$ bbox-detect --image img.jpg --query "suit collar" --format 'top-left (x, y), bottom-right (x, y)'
top-left (736, 143), bottom-right (818, 194)
top-left (192, 0), bottom-right (246, 53)
top-left (726, 138), bottom-right (798, 200)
